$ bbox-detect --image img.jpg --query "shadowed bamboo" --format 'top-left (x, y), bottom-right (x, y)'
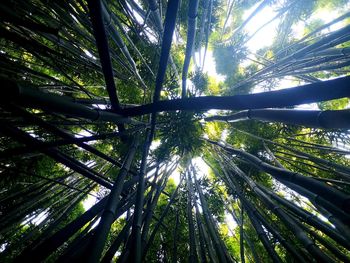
top-left (87, 0), bottom-right (121, 112)
top-left (142, 176), bottom-right (183, 258)
top-left (122, 76), bottom-right (350, 116)
top-left (101, 217), bottom-right (134, 263)
top-left (258, 184), bottom-right (350, 250)
top-left (15, 196), bottom-right (108, 262)
top-left (101, 2), bottom-right (147, 90)
top-left (208, 139), bottom-right (350, 213)
top-left (0, 130), bottom-right (127, 159)
top-left (4, 104), bottom-right (135, 173)
top-left (196, 0), bottom-right (210, 67)
top-left (2, 81), bottom-right (136, 125)
top-left (206, 109), bottom-right (350, 129)
top-left (227, 164), bottom-right (334, 262)
top-left (240, 204), bottom-right (245, 263)
top-left (215, 157), bottom-right (314, 262)
top-left (141, 163), bottom-right (177, 249)
top-left (85, 139), bottom-right (138, 262)
top-left (171, 209), bottom-right (180, 263)
top-left (194, 202), bottom-right (208, 263)
top-left (231, 127), bottom-right (350, 179)
top-left (0, 124), bottom-right (113, 188)
top-left (152, 0), bottom-right (180, 102)
top-left (186, 171), bottom-right (199, 263)
top-left (193, 168), bottom-right (234, 263)
top-left (182, 0), bottom-right (199, 98)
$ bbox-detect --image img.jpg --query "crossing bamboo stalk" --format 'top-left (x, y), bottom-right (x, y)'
top-left (122, 76), bottom-right (350, 116)
top-left (206, 109), bottom-right (350, 129)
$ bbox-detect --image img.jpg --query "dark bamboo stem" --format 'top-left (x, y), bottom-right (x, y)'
top-left (122, 76), bottom-right (350, 116)
top-left (206, 109), bottom-right (350, 129)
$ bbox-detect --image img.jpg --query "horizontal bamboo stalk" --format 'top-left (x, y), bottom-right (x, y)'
top-left (122, 76), bottom-right (350, 116)
top-left (2, 80), bottom-right (139, 125)
top-left (205, 109), bottom-right (350, 129)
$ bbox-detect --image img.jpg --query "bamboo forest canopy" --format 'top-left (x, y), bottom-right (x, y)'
top-left (1, 0), bottom-right (350, 262)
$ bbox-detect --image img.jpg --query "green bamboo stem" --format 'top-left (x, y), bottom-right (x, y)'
top-left (197, 0), bottom-right (210, 67)
top-left (4, 104), bottom-right (136, 174)
top-left (275, 11), bottom-right (350, 58)
top-left (101, 2), bottom-right (147, 90)
top-left (146, 0), bottom-right (179, 78)
top-left (101, 217), bottom-right (133, 263)
top-left (257, 184), bottom-right (350, 250)
top-left (141, 163), bottom-right (176, 249)
top-left (231, 127), bottom-right (350, 180)
top-left (229, 0), bottom-right (272, 41)
top-left (294, 216), bottom-right (350, 263)
top-left (0, 130), bottom-right (128, 160)
top-left (152, 0), bottom-right (180, 103)
top-left (128, 132), bottom-right (153, 263)
top-left (240, 203), bottom-right (245, 263)
top-left (171, 209), bottom-right (180, 263)
top-left (0, 124), bottom-right (114, 188)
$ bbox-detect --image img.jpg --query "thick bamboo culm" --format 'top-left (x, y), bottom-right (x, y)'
top-left (2, 80), bottom-right (136, 125)
top-left (206, 109), bottom-right (350, 129)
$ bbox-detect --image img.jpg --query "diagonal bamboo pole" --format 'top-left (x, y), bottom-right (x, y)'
top-left (86, 138), bottom-right (139, 262)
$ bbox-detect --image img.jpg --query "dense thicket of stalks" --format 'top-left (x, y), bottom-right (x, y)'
top-left (0, 0), bottom-right (349, 262)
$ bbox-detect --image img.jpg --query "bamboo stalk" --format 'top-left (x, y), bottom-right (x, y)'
top-left (193, 168), bottom-right (234, 263)
top-left (2, 81), bottom-right (137, 125)
top-left (86, 139), bottom-right (138, 262)
top-left (101, 216), bottom-right (134, 263)
top-left (182, 0), bottom-right (199, 98)
top-left (142, 176), bottom-right (183, 258)
top-left (208, 139), bottom-right (350, 214)
top-left (206, 109), bottom-right (350, 129)
top-left (186, 171), bottom-right (199, 263)
top-left (0, 124), bottom-right (114, 188)
top-left (219, 159), bottom-right (317, 262)
top-left (87, 0), bottom-right (120, 112)
top-left (4, 104), bottom-right (138, 175)
top-left (122, 76), bottom-right (350, 116)
top-left (152, 0), bottom-right (180, 102)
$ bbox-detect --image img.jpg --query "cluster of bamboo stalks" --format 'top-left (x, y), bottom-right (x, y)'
top-left (0, 0), bottom-right (349, 262)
